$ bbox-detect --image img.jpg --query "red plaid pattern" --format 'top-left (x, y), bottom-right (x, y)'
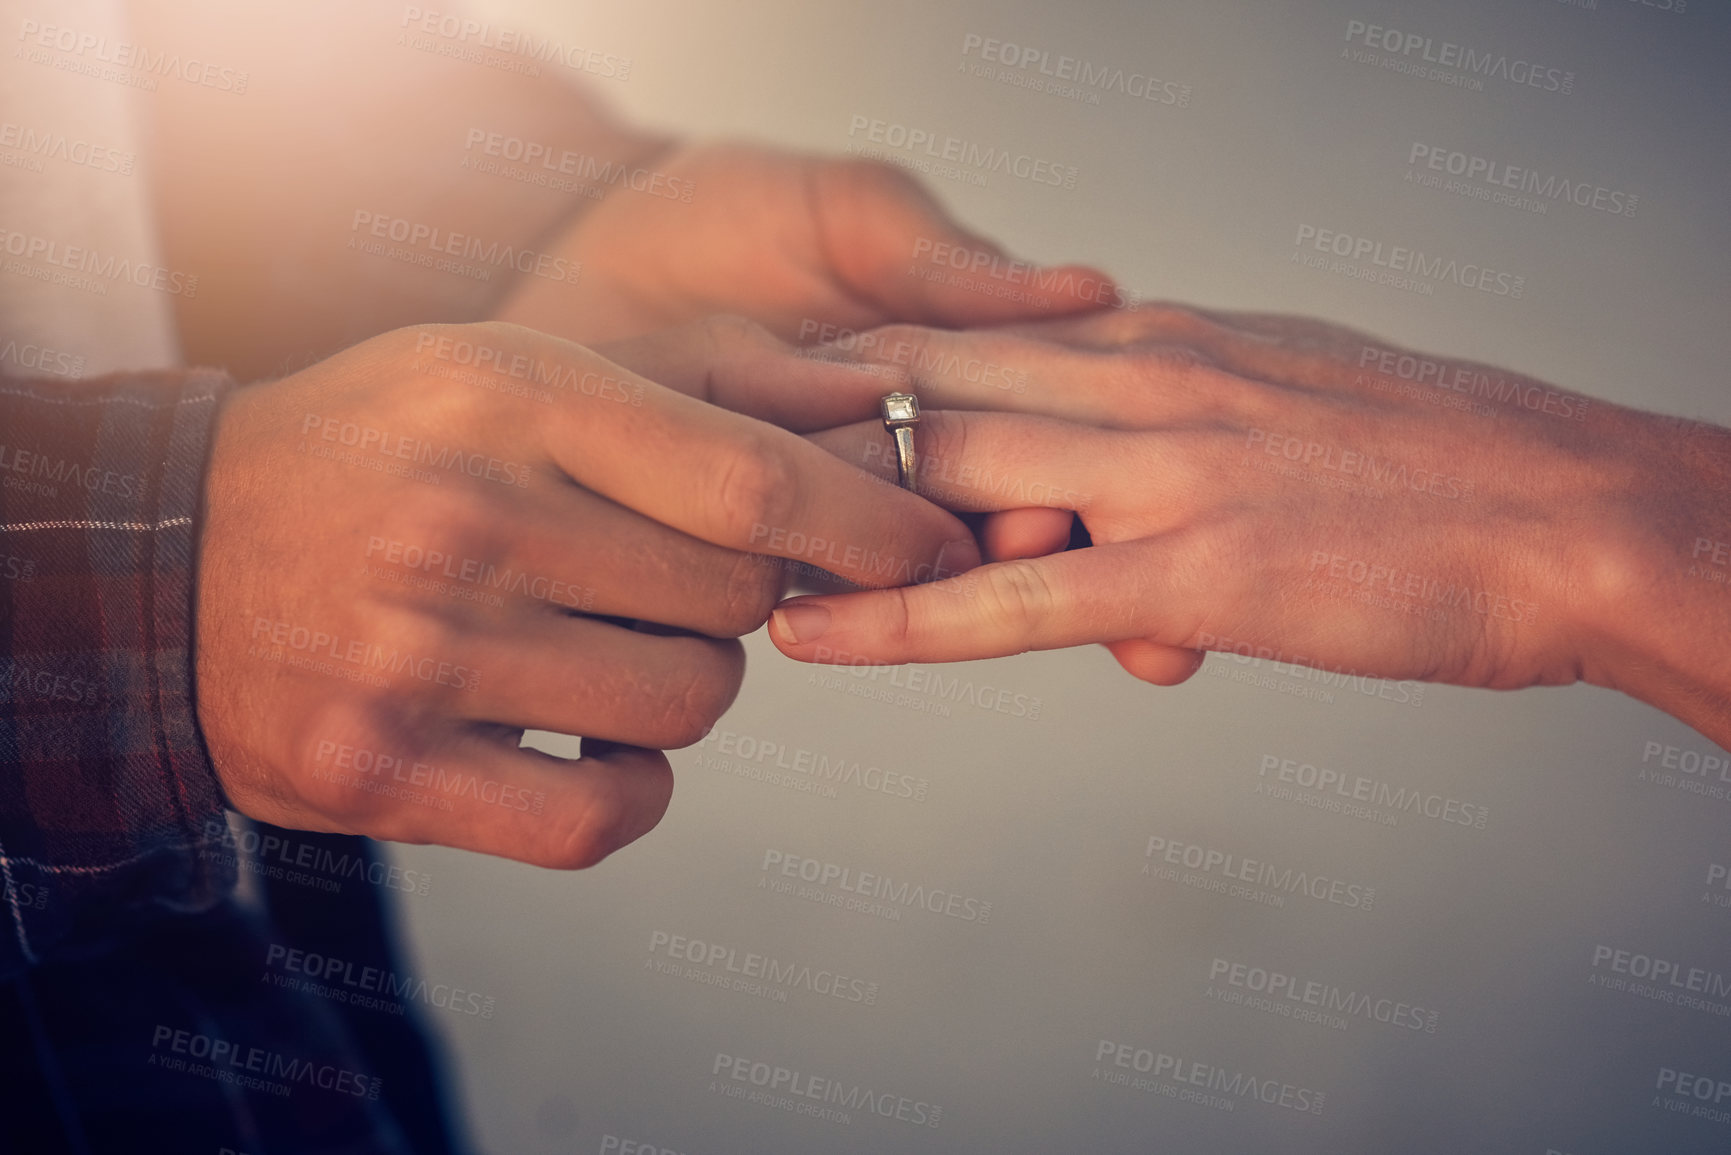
top-left (0, 369), bottom-right (235, 977)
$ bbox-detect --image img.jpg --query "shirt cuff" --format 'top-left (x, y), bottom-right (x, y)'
top-left (0, 369), bottom-right (237, 977)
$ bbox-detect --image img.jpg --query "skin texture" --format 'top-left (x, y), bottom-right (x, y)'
top-left (766, 306), bottom-right (1731, 751)
top-left (493, 141), bottom-right (1119, 346)
top-left (176, 143), bottom-right (1103, 866)
top-left (136, 0), bottom-right (1727, 860)
top-left (132, 1), bottom-right (1110, 865)
top-left (196, 319), bottom-right (980, 868)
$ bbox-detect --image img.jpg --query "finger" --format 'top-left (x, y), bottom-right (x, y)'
top-left (803, 410), bottom-right (1139, 518)
top-left (1005, 301), bottom-right (1224, 350)
top-left (981, 508), bottom-right (1076, 561)
top-left (516, 486), bottom-right (788, 637)
top-left (359, 480), bottom-right (785, 639)
top-left (837, 324), bottom-right (1274, 429)
top-left (460, 614), bottom-right (745, 749)
top-left (768, 543), bottom-right (1168, 665)
top-left (1007, 303), bottom-right (1522, 407)
top-left (596, 315), bottom-right (901, 432)
top-left (473, 323), bottom-right (982, 589)
top-left (352, 733), bottom-right (674, 870)
top-left (1108, 306), bottom-right (1391, 395)
top-left (811, 157), bottom-right (1118, 326)
top-left (545, 489), bottom-right (784, 636)
top-left (1103, 638), bottom-right (1205, 686)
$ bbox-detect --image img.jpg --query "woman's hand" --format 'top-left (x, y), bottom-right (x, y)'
top-left (766, 305), bottom-right (1731, 748)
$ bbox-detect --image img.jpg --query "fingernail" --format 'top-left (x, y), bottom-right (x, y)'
top-left (772, 602), bottom-right (831, 645)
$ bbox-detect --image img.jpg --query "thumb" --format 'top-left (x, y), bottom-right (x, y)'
top-left (1103, 638), bottom-right (1207, 685)
top-left (811, 157), bottom-right (1119, 328)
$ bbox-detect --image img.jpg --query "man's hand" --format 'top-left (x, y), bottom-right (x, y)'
top-left (766, 305), bottom-right (1731, 749)
top-left (134, 0), bottom-right (1114, 375)
top-left (493, 142), bottom-right (1119, 345)
top-left (196, 319), bottom-right (978, 869)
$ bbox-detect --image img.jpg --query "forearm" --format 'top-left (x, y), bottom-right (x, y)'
top-left (133, 0), bottom-right (666, 381)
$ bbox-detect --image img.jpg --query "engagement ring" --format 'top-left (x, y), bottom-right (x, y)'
top-left (879, 392), bottom-right (920, 492)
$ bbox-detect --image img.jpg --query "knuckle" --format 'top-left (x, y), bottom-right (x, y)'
top-left (1076, 302), bottom-right (1189, 344)
top-left (374, 491), bottom-right (510, 584)
top-left (868, 322), bottom-right (928, 364)
top-left (1142, 303), bottom-right (1215, 338)
top-left (880, 585), bottom-right (916, 650)
top-left (1097, 311), bottom-right (1164, 344)
top-left (286, 709), bottom-right (423, 833)
top-left (389, 479), bottom-right (492, 536)
top-left (653, 644), bottom-right (743, 748)
top-left (1130, 344), bottom-right (1211, 378)
top-left (545, 778), bottom-right (627, 870)
top-left (702, 312), bottom-right (772, 352)
top-left (1175, 363), bottom-right (1257, 419)
top-left (979, 560), bottom-right (1054, 642)
top-left (876, 325), bottom-right (970, 392)
top-left (715, 550), bottom-right (781, 636)
top-left (711, 434), bottom-right (799, 542)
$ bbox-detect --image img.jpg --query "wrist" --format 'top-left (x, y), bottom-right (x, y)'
top-left (488, 133), bottom-right (688, 345)
top-left (1573, 414), bottom-right (1731, 749)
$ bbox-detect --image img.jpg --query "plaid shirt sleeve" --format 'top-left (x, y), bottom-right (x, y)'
top-left (0, 369), bottom-right (237, 979)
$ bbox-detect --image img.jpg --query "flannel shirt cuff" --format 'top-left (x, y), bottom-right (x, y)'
top-left (0, 369), bottom-right (237, 978)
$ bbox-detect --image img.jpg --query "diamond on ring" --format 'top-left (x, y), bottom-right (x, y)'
top-left (879, 392), bottom-right (920, 492)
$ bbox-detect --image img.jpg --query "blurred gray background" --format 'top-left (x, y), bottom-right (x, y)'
top-left (386, 0), bottom-right (1731, 1151)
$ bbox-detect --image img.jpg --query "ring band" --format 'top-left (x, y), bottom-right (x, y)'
top-left (891, 426), bottom-right (917, 491)
top-left (880, 392), bottom-right (920, 492)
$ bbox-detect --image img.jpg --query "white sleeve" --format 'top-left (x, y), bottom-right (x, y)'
top-left (0, 0), bottom-right (181, 379)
